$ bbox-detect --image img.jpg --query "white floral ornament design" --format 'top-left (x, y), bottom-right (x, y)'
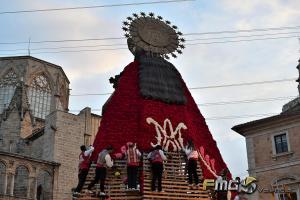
top-left (146, 117), bottom-right (187, 151)
top-left (198, 146), bottom-right (218, 178)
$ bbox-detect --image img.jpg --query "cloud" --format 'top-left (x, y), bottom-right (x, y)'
top-left (1, 0), bottom-right (131, 76)
top-left (221, 0), bottom-right (266, 15)
top-left (220, 0), bottom-right (300, 27)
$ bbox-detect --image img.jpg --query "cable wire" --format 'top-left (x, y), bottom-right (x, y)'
top-left (197, 96), bottom-right (297, 106)
top-left (186, 31), bottom-right (300, 41)
top-left (1, 25), bottom-right (300, 45)
top-left (2, 31), bottom-right (300, 52)
top-left (67, 108), bottom-right (279, 121)
top-left (67, 96), bottom-right (296, 114)
top-left (13, 94), bottom-right (298, 107)
top-left (0, 37), bottom-right (124, 45)
top-left (187, 35), bottom-right (300, 45)
top-left (69, 77), bottom-right (295, 96)
top-left (188, 78), bottom-right (296, 90)
top-left (205, 113), bottom-right (277, 120)
top-left (12, 43), bottom-right (126, 52)
top-left (29, 47), bottom-right (129, 55)
top-left (0, 34), bottom-right (299, 56)
top-left (185, 25), bottom-right (300, 36)
top-left (0, 0), bottom-right (194, 15)
top-left (0, 47), bottom-right (128, 56)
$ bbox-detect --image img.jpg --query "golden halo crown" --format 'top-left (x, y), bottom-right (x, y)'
top-left (123, 12), bottom-right (185, 59)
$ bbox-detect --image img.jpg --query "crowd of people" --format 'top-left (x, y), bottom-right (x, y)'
top-left (72, 140), bottom-right (205, 198)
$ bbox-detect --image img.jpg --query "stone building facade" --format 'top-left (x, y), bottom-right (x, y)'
top-left (232, 59), bottom-right (300, 200)
top-left (0, 151), bottom-right (59, 200)
top-left (0, 56), bottom-right (101, 199)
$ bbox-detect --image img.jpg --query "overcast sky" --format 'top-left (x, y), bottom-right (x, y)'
top-left (1, 0), bottom-right (300, 178)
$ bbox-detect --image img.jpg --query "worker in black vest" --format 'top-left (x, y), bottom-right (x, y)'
top-left (125, 142), bottom-right (141, 190)
top-left (87, 145), bottom-right (114, 195)
top-left (147, 145), bottom-right (167, 192)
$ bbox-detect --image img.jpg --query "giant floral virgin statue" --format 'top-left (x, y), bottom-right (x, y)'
top-left (92, 12), bottom-right (231, 180)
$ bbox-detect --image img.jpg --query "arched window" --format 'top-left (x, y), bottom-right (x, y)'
top-left (14, 165), bottom-right (29, 197)
top-left (273, 176), bottom-right (299, 200)
top-left (28, 75), bottom-right (52, 119)
top-left (0, 161), bottom-right (6, 194)
top-left (37, 170), bottom-right (52, 200)
top-left (0, 70), bottom-right (18, 113)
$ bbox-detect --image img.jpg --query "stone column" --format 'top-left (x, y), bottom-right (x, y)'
top-left (3, 172), bottom-right (7, 195)
top-left (52, 166), bottom-right (59, 200)
top-left (33, 177), bottom-right (37, 200)
top-left (27, 176), bottom-right (37, 199)
top-left (10, 173), bottom-right (14, 196)
top-left (27, 176), bottom-right (31, 198)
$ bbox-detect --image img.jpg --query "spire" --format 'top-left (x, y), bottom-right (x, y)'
top-left (296, 58), bottom-right (300, 96)
top-left (2, 80), bottom-right (34, 122)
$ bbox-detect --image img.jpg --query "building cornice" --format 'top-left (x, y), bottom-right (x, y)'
top-left (232, 112), bottom-right (300, 136)
top-left (244, 121), bottom-right (300, 139)
top-left (0, 55), bottom-right (70, 83)
top-left (249, 159), bottom-right (300, 174)
top-left (0, 150), bottom-right (60, 166)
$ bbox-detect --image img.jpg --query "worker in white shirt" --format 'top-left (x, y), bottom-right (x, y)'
top-left (183, 140), bottom-right (199, 186)
top-left (147, 145), bottom-right (167, 192)
top-left (233, 194), bottom-right (241, 200)
top-left (87, 145), bottom-right (114, 195)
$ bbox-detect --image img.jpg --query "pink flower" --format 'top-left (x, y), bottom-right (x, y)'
top-left (121, 145), bottom-right (127, 154)
top-left (114, 153), bottom-right (123, 159)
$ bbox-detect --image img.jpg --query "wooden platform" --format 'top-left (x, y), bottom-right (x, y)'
top-left (77, 152), bottom-right (210, 200)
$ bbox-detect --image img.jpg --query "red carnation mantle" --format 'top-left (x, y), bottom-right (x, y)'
top-left (92, 60), bottom-right (232, 180)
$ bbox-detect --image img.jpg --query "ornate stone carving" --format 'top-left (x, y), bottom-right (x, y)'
top-left (8, 160), bottom-right (14, 168)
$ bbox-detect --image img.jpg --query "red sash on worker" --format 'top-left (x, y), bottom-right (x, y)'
top-left (79, 152), bottom-right (90, 169)
top-left (96, 163), bottom-right (105, 168)
top-left (151, 150), bottom-right (163, 164)
top-left (127, 148), bottom-right (139, 166)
